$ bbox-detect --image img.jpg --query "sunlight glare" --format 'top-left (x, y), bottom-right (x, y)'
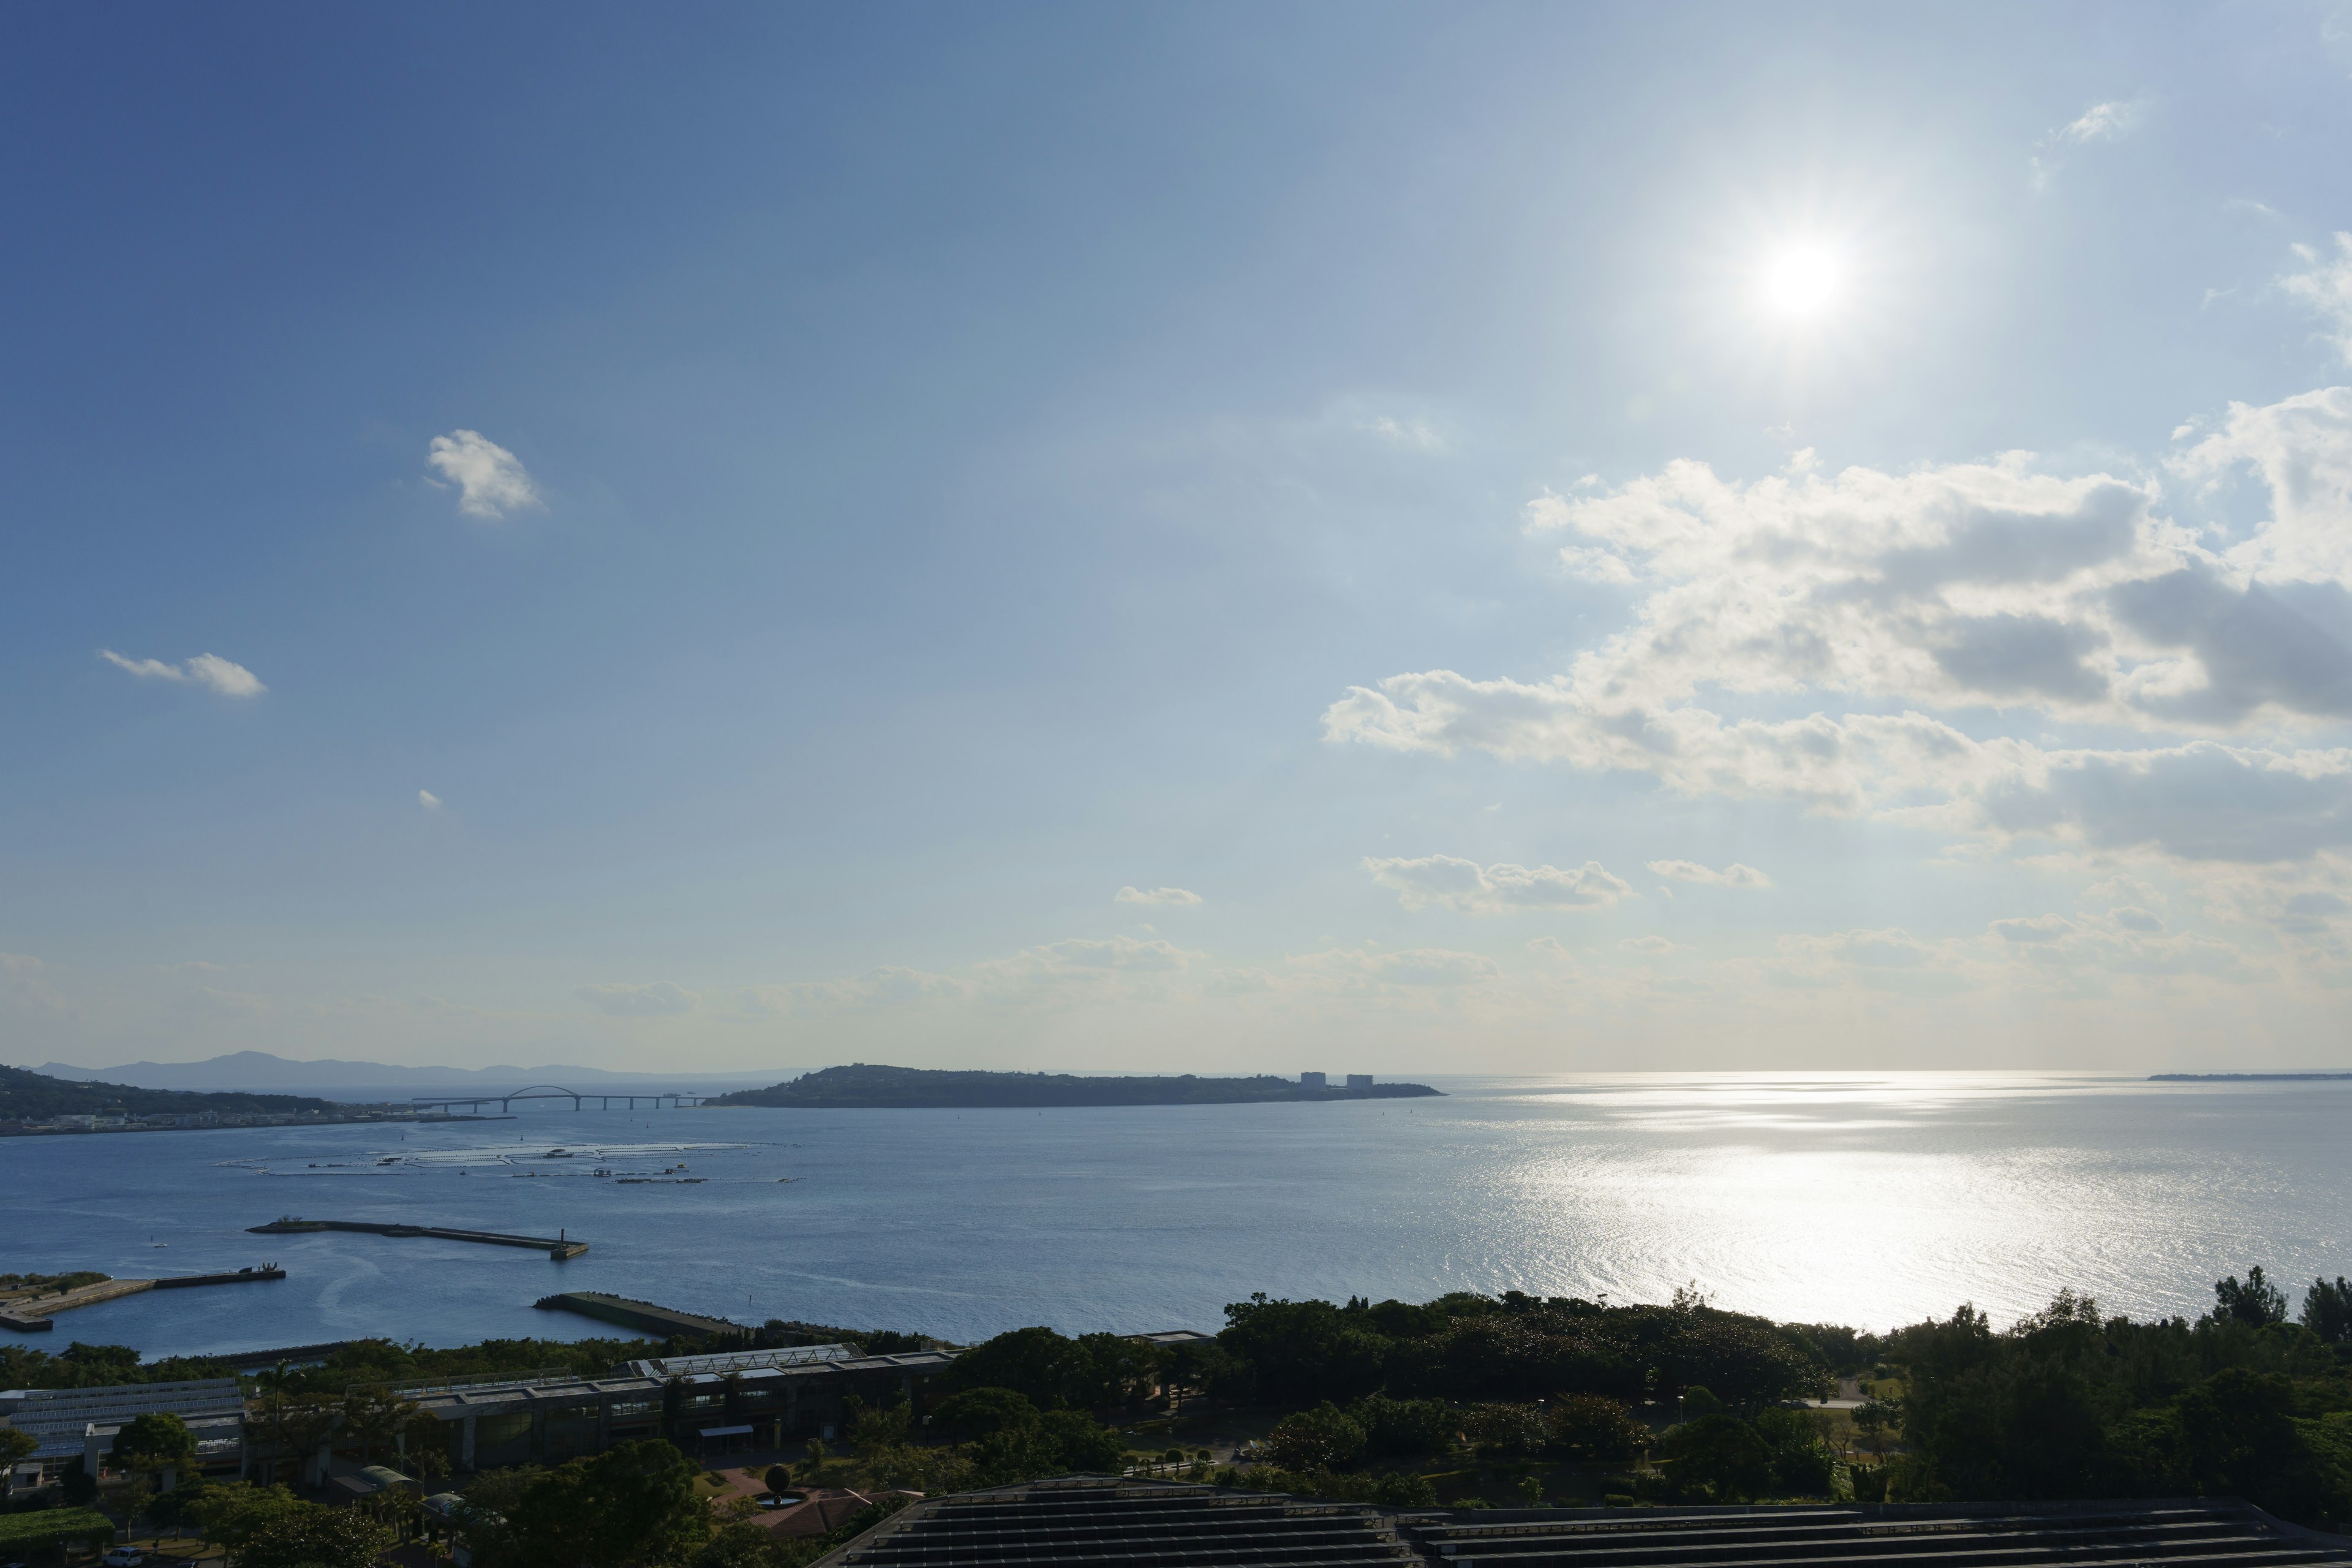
top-left (1761, 243), bottom-right (1845, 317)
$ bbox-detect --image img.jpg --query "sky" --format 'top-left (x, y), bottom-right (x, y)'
top-left (9, 3), bottom-right (2352, 1075)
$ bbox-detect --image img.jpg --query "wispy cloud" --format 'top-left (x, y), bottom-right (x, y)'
top-left (576, 981), bottom-right (699, 1017)
top-left (1116, 885), bottom-right (1202, 906)
top-left (427, 429), bottom-right (542, 519)
top-left (1362, 415), bottom-right (1450, 454)
top-left (1365, 853), bottom-right (1633, 914)
top-left (100, 650), bottom-right (266, 697)
top-left (2282, 234), bottom-right (2352, 363)
top-left (1647, 859), bottom-right (1774, 889)
top-left (418, 790), bottom-right (443, 810)
top-left (2031, 98), bottom-right (2144, 189)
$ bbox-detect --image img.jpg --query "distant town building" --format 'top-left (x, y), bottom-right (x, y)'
top-left (1299, 1072), bottom-right (1326, 1088)
top-left (1346, 1074), bottom-right (1373, 1090)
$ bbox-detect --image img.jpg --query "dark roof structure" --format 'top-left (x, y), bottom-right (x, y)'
top-left (813, 1479), bottom-right (2352, 1568)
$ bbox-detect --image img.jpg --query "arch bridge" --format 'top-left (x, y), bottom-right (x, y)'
top-left (409, 1084), bottom-right (710, 1114)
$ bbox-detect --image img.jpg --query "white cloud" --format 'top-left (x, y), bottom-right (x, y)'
top-left (1363, 416), bottom-right (1450, 454)
top-left (575, 981), bottom-right (699, 1017)
top-left (1326, 390), bottom-right (2352, 871)
top-left (1647, 859), bottom-right (1774, 889)
top-left (427, 429), bottom-right (542, 519)
top-left (1115, 885), bottom-right (1203, 906)
top-left (2058, 100), bottom-right (2139, 144)
top-left (1619, 934), bottom-right (1681, 955)
top-left (1364, 853), bottom-right (1634, 913)
top-left (100, 649), bottom-right (266, 697)
top-left (2031, 99), bottom-right (2143, 189)
top-left (2280, 235), bottom-right (2352, 364)
top-left (418, 790), bottom-right (443, 810)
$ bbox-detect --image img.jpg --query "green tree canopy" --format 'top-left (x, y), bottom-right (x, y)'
top-left (238, 1504), bottom-right (394, 1568)
top-left (2212, 1267), bottom-right (2290, 1329)
top-left (477, 1439), bottom-right (707, 1568)
top-left (0, 1425), bottom-right (37, 1467)
top-left (113, 1411), bottom-right (197, 1471)
top-left (2300, 1277), bottom-right (2352, 1345)
top-left (1264, 1403), bottom-right (1367, 1471)
top-left (929, 1387), bottom-right (1040, 1440)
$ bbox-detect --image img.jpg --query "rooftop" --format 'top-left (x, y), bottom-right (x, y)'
top-left (809, 1479), bottom-right (2352, 1568)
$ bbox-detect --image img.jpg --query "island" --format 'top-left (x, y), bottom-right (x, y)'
top-left (709, 1063), bottom-right (1442, 1109)
top-left (2147, 1071), bottom-right (2352, 1082)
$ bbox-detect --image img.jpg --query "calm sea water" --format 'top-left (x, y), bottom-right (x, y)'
top-left (5, 1073), bottom-right (2347, 1360)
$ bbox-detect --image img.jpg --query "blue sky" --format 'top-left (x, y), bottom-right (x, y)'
top-left (9, 3), bottom-right (2352, 1073)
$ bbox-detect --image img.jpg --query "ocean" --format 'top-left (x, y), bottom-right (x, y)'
top-left (5, 1072), bottom-right (2346, 1359)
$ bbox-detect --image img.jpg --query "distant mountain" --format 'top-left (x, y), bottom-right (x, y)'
top-left (31, 1050), bottom-right (785, 1094)
top-left (714, 1063), bottom-right (1444, 1109)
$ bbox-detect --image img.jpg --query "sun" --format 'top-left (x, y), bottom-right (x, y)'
top-left (1760, 243), bottom-right (1845, 317)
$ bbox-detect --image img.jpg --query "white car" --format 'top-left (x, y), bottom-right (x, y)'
top-left (103, 1550), bottom-right (145, 1567)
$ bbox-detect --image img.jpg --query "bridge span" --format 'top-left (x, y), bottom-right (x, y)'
top-left (409, 1084), bottom-right (711, 1114)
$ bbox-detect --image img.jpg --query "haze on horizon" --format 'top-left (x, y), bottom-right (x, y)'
top-left (9, 5), bottom-right (2352, 1077)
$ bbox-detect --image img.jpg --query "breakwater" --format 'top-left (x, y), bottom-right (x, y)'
top-left (533, 1290), bottom-right (740, 1337)
top-left (0, 1267), bottom-right (285, 1333)
top-left (249, 1216), bottom-right (588, 1259)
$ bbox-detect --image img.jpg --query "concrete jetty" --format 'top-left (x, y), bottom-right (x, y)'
top-left (249, 1217), bottom-right (589, 1259)
top-left (533, 1291), bottom-right (740, 1337)
top-left (0, 1267), bottom-right (286, 1333)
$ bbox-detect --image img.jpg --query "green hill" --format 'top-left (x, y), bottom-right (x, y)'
top-left (713, 1062), bottom-right (1442, 1109)
top-left (0, 1062), bottom-right (347, 1121)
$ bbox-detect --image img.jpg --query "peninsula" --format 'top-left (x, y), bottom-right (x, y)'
top-left (711, 1063), bottom-right (1442, 1109)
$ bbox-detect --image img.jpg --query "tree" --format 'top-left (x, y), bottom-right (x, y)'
top-left (0, 1425), bottom-right (35, 1471)
top-left (929, 1387), bottom-right (1040, 1440)
top-left (943, 1329), bottom-right (1074, 1408)
top-left (341, 1387), bottom-right (428, 1466)
top-left (1460, 1404), bottom-right (1545, 1459)
top-left (239, 1504), bottom-right (394, 1568)
top-left (114, 1411), bottom-right (197, 1477)
top-left (845, 1396), bottom-right (913, 1458)
top-left (1852, 1398), bottom-right (1899, 1462)
top-left (2301, 1277), bottom-right (2352, 1345)
top-left (1546, 1395), bottom-right (1646, 1462)
top-left (192, 1482), bottom-right (307, 1567)
top-left (1659, 1414), bottom-right (1773, 1502)
top-left (478, 1440), bottom-right (707, 1568)
top-left (1346, 1395), bottom-right (1455, 1458)
top-left (1039, 1409), bottom-right (1125, 1474)
top-left (1264, 1404), bottom-right (1367, 1471)
top-left (2212, 1267), bottom-right (2288, 1329)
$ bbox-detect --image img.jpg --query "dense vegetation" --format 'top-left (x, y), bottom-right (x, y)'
top-left (712, 1063), bottom-right (1440, 1109)
top-left (16, 1264), bottom-right (2352, 1550)
top-left (0, 1063), bottom-right (344, 1121)
top-left (0, 1319), bottom-right (934, 1394)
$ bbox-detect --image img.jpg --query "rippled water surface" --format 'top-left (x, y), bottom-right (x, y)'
top-left (6, 1072), bottom-right (2346, 1357)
